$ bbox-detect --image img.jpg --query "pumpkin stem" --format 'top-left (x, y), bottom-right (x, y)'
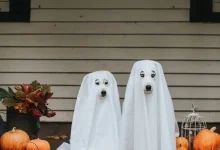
top-left (11, 127), bottom-right (16, 132)
top-left (210, 127), bottom-right (217, 132)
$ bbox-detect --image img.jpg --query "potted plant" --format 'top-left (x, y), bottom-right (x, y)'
top-left (0, 80), bottom-right (56, 138)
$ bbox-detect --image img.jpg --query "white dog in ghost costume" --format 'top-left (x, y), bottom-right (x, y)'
top-left (57, 71), bottom-right (121, 150)
top-left (120, 60), bottom-right (179, 150)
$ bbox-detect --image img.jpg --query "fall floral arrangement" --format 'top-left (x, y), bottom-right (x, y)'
top-left (0, 80), bottom-right (56, 118)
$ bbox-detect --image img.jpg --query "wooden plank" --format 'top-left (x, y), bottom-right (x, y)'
top-left (49, 86), bottom-right (220, 99)
top-left (0, 111), bottom-right (219, 122)
top-left (47, 99), bottom-right (219, 111)
top-left (2, 35), bottom-right (220, 47)
top-left (175, 112), bottom-right (220, 122)
top-left (0, 73), bottom-right (219, 86)
top-left (213, 2), bottom-right (220, 12)
top-left (0, 48), bottom-right (220, 60)
top-left (0, 99), bottom-right (219, 111)
top-left (170, 87), bottom-right (220, 99)
top-left (2, 22), bottom-right (220, 35)
top-left (1, 85), bottom-right (220, 99)
top-left (0, 60), bottom-right (219, 73)
top-left (0, 99), bottom-right (77, 111)
top-left (166, 74), bottom-right (220, 86)
top-left (47, 99), bottom-right (220, 111)
top-left (31, 0), bottom-right (189, 9)
top-left (0, 86), bottom-right (217, 99)
top-left (31, 9), bottom-right (189, 22)
top-left (173, 99), bottom-right (220, 111)
top-left (0, 1), bottom-right (9, 12)
top-left (0, 99), bottom-right (76, 111)
top-left (0, 111), bottom-right (73, 122)
top-left (39, 112), bottom-right (220, 122)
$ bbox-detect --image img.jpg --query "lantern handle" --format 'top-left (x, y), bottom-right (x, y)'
top-left (191, 104), bottom-right (198, 113)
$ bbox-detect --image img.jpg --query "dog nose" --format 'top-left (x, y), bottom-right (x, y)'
top-left (145, 85), bottom-right (152, 91)
top-left (101, 90), bottom-right (107, 97)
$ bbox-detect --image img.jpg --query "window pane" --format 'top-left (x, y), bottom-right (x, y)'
top-left (213, 0), bottom-right (220, 12)
top-left (0, 0), bottom-right (9, 12)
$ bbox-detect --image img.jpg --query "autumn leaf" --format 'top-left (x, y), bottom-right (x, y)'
top-left (8, 87), bottom-right (15, 97)
top-left (0, 88), bottom-right (11, 101)
top-left (2, 98), bottom-right (16, 107)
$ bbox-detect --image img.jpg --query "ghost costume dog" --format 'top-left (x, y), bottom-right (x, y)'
top-left (120, 60), bottom-right (179, 150)
top-left (57, 71), bottom-right (121, 150)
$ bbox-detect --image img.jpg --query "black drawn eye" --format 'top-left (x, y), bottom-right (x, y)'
top-left (103, 79), bottom-right (109, 85)
top-left (140, 71), bottom-right (145, 78)
top-left (95, 79), bottom-right (100, 85)
top-left (151, 70), bottom-right (156, 78)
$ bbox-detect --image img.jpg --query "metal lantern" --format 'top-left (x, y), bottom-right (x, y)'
top-left (181, 105), bottom-right (207, 150)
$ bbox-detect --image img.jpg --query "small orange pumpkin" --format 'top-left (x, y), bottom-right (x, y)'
top-left (0, 127), bottom-right (30, 150)
top-left (176, 136), bottom-right (188, 150)
top-left (193, 127), bottom-right (220, 150)
top-left (26, 138), bottom-right (50, 150)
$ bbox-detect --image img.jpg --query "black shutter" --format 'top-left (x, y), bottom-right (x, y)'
top-left (0, 0), bottom-right (31, 22)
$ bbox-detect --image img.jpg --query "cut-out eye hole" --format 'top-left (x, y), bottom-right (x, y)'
top-left (151, 70), bottom-right (156, 78)
top-left (140, 71), bottom-right (145, 78)
top-left (95, 79), bottom-right (100, 85)
top-left (103, 79), bottom-right (109, 85)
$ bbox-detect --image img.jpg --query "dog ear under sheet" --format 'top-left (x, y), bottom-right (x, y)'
top-left (120, 60), bottom-right (179, 150)
top-left (57, 71), bottom-right (121, 150)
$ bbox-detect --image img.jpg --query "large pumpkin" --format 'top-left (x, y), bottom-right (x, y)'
top-left (176, 136), bottom-right (188, 150)
top-left (26, 138), bottom-right (50, 150)
top-left (0, 127), bottom-right (30, 150)
top-left (193, 127), bottom-right (220, 150)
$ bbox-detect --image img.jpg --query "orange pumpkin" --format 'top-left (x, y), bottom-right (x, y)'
top-left (26, 138), bottom-right (50, 150)
top-left (176, 136), bottom-right (188, 150)
top-left (0, 127), bottom-right (30, 150)
top-left (193, 127), bottom-right (220, 150)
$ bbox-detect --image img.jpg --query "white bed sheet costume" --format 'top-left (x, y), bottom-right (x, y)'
top-left (57, 71), bottom-right (121, 150)
top-left (120, 60), bottom-right (179, 150)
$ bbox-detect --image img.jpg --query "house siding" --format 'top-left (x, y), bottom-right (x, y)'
top-left (0, 0), bottom-right (219, 123)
